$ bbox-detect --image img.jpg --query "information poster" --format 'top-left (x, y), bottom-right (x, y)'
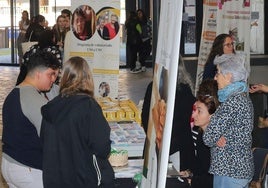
top-left (195, 0), bottom-right (217, 92)
top-left (68, 0), bottom-right (120, 98)
top-left (141, 1), bottom-right (183, 187)
top-left (196, 0), bottom-right (251, 91)
top-left (217, 0), bottom-right (251, 72)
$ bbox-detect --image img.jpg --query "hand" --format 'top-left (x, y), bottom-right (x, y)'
top-left (217, 136), bottom-right (226, 147)
top-left (57, 41), bottom-right (63, 47)
top-left (179, 170), bottom-right (192, 178)
top-left (249, 84), bottom-right (268, 93)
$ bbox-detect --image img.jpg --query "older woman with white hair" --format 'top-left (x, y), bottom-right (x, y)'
top-left (203, 53), bottom-right (254, 188)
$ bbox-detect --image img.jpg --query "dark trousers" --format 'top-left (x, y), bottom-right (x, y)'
top-left (139, 39), bottom-right (152, 67)
top-left (126, 43), bottom-right (139, 70)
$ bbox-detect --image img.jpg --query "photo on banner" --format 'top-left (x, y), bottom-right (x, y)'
top-left (141, 1), bottom-right (183, 187)
top-left (69, 0), bottom-right (120, 98)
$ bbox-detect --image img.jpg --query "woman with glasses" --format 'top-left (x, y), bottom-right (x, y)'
top-left (203, 33), bottom-right (235, 80)
top-left (203, 54), bottom-right (254, 188)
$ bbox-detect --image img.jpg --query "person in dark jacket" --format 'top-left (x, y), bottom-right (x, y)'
top-left (1, 46), bottom-right (62, 188)
top-left (25, 14), bottom-right (46, 42)
top-left (180, 79), bottom-right (219, 188)
top-left (97, 17), bottom-right (110, 40)
top-left (125, 11), bottom-right (142, 71)
top-left (40, 56), bottom-right (114, 188)
top-left (134, 9), bottom-right (152, 73)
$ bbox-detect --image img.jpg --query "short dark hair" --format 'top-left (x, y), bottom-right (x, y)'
top-left (23, 46), bottom-right (62, 74)
top-left (61, 9), bottom-right (72, 17)
top-left (197, 79), bottom-right (219, 114)
top-left (34, 14), bottom-right (45, 24)
top-left (38, 30), bottom-right (55, 48)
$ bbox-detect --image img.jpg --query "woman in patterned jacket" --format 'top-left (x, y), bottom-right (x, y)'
top-left (203, 53), bottom-right (254, 188)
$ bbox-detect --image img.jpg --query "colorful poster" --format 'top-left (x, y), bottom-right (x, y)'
top-left (216, 0), bottom-right (251, 72)
top-left (250, 0), bottom-right (264, 54)
top-left (195, 0), bottom-right (218, 92)
top-left (196, 0), bottom-right (251, 91)
top-left (68, 0), bottom-right (120, 98)
top-left (141, 1), bottom-right (183, 187)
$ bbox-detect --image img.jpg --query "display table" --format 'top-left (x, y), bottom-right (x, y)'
top-left (97, 97), bottom-right (141, 123)
top-left (113, 159), bottom-right (142, 188)
top-left (109, 122), bottom-right (146, 157)
top-left (97, 97), bottom-right (146, 157)
top-left (113, 159), bottom-right (143, 179)
top-left (113, 159), bottom-right (190, 188)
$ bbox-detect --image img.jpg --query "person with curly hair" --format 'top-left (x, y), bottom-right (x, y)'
top-left (1, 46), bottom-right (62, 188)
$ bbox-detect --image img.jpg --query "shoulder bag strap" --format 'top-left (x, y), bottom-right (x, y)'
top-left (259, 154), bottom-right (268, 182)
top-left (28, 30), bottom-right (33, 42)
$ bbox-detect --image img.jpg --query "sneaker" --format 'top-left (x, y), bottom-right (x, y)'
top-left (141, 66), bottom-right (146, 72)
top-left (130, 68), bottom-right (142, 74)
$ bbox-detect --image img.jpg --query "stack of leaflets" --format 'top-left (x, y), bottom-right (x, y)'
top-left (109, 121), bottom-right (146, 157)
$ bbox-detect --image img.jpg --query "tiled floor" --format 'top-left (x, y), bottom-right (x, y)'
top-left (0, 66), bottom-right (18, 188)
top-left (0, 65), bottom-right (153, 187)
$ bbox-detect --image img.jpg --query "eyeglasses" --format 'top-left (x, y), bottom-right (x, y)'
top-left (223, 42), bottom-right (234, 48)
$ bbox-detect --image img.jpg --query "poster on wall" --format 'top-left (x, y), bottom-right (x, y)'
top-left (141, 1), bottom-right (183, 188)
top-left (216, 0), bottom-right (251, 72)
top-left (196, 0), bottom-right (251, 91)
top-left (67, 0), bottom-right (120, 98)
top-left (250, 0), bottom-right (264, 54)
top-left (195, 0), bottom-right (217, 92)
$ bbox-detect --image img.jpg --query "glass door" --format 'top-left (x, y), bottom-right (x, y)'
top-left (0, 0), bottom-right (30, 65)
top-left (0, 0), bottom-right (72, 65)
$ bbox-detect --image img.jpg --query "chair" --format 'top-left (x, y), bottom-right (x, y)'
top-left (250, 147), bottom-right (268, 188)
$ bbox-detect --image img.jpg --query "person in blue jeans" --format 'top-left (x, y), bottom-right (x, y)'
top-left (203, 54), bottom-right (254, 188)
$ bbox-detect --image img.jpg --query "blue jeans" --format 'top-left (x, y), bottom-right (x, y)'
top-left (214, 175), bottom-right (251, 188)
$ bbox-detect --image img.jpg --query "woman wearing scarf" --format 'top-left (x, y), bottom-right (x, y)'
top-left (203, 54), bottom-right (254, 188)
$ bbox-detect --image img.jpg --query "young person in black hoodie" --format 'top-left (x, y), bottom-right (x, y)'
top-left (41, 56), bottom-right (114, 188)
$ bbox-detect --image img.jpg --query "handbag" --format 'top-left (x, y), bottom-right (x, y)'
top-left (249, 148), bottom-right (268, 188)
top-left (21, 31), bottom-right (38, 54)
top-left (249, 181), bottom-right (261, 188)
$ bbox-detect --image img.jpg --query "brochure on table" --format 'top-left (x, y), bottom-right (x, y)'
top-left (109, 121), bottom-right (146, 157)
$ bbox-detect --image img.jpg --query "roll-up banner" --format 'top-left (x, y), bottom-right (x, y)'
top-left (66, 0), bottom-right (120, 98)
top-left (196, 0), bottom-right (251, 91)
top-left (141, 1), bottom-right (183, 187)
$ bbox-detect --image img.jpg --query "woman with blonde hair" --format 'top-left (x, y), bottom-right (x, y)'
top-left (40, 56), bottom-right (114, 188)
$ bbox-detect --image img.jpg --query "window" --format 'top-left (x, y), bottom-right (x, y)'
top-left (183, 0), bottom-right (196, 55)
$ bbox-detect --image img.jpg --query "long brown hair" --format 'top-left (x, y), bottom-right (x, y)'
top-left (60, 56), bottom-right (94, 97)
top-left (205, 33), bottom-right (235, 66)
